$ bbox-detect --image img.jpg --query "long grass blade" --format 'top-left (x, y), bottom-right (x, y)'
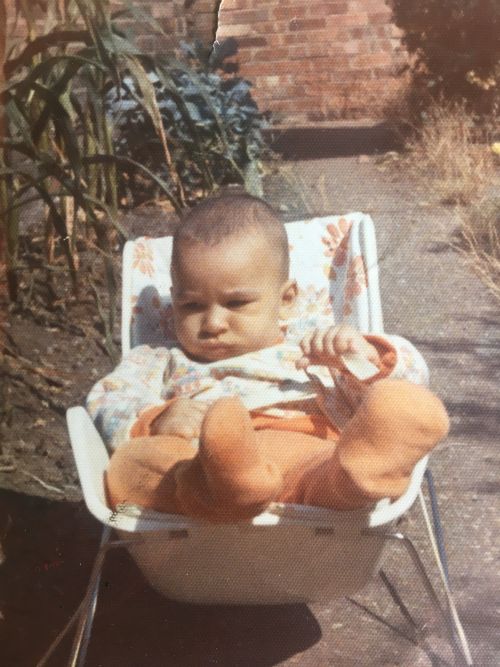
top-left (166, 58), bottom-right (245, 180)
top-left (82, 153), bottom-right (182, 212)
top-left (123, 55), bottom-right (186, 205)
top-left (154, 64), bottom-right (215, 192)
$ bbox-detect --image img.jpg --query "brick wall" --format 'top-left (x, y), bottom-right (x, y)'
top-left (4, 0), bottom-right (408, 123)
top-left (215, 0), bottom-right (407, 122)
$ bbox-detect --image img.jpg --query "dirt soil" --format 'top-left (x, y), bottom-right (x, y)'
top-left (1, 134), bottom-right (499, 666)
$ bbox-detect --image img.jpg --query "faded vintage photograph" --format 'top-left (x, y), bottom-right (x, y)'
top-left (1, 1), bottom-right (499, 665)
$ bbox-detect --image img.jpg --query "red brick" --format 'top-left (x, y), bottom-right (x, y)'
top-left (257, 21), bottom-right (289, 34)
top-left (283, 32), bottom-right (314, 44)
top-left (329, 68), bottom-right (374, 82)
top-left (292, 70), bottom-right (331, 84)
top-left (326, 12), bottom-right (368, 28)
top-left (303, 81), bottom-right (332, 97)
top-left (236, 36), bottom-right (268, 48)
top-left (240, 60), bottom-right (308, 77)
top-left (307, 2), bottom-right (349, 17)
top-left (263, 84), bottom-right (308, 100)
top-left (311, 54), bottom-right (351, 71)
top-left (274, 0), bottom-right (307, 6)
top-left (272, 6), bottom-right (307, 20)
top-left (376, 39), bottom-right (394, 52)
top-left (254, 74), bottom-right (286, 89)
top-left (346, 26), bottom-right (370, 39)
top-left (350, 52), bottom-right (392, 69)
top-left (306, 42), bottom-right (332, 58)
top-left (253, 74), bottom-right (294, 89)
top-left (265, 34), bottom-right (285, 47)
top-left (217, 23), bottom-right (254, 38)
top-left (288, 18), bottom-right (326, 32)
top-left (373, 66), bottom-right (396, 79)
top-left (274, 97), bottom-right (320, 112)
top-left (371, 0), bottom-right (394, 6)
top-left (252, 47), bottom-right (290, 61)
top-left (368, 12), bottom-right (392, 25)
top-left (6, 0), bottom-right (406, 123)
top-left (222, 0), bottom-right (250, 9)
top-left (221, 9), bottom-right (270, 25)
top-left (191, 0), bottom-right (218, 10)
top-left (375, 25), bottom-right (392, 38)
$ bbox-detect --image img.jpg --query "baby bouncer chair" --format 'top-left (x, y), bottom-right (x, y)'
top-left (53, 213), bottom-right (471, 666)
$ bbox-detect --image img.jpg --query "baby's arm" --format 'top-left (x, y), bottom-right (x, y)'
top-left (296, 324), bottom-right (381, 371)
top-left (86, 345), bottom-right (172, 450)
top-left (297, 324), bottom-right (381, 378)
top-left (297, 324), bottom-right (429, 386)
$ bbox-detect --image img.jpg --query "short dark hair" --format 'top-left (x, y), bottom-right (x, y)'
top-left (171, 192), bottom-right (289, 282)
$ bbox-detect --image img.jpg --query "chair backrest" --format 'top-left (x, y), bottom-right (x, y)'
top-left (121, 213), bottom-right (383, 354)
top-left (122, 213), bottom-right (383, 354)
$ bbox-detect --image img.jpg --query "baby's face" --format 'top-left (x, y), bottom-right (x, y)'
top-left (171, 233), bottom-right (296, 362)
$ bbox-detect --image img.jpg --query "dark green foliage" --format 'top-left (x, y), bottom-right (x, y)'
top-left (110, 38), bottom-right (269, 203)
top-left (388, 0), bottom-right (500, 114)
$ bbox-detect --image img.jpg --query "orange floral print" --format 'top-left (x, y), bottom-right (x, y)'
top-left (132, 241), bottom-right (155, 277)
top-left (345, 256), bottom-right (367, 299)
top-left (343, 256), bottom-right (367, 316)
top-left (300, 285), bottom-right (334, 317)
top-left (323, 263), bottom-right (337, 280)
top-left (321, 218), bottom-right (352, 266)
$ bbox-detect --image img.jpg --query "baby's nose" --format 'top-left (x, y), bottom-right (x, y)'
top-left (201, 306), bottom-right (229, 335)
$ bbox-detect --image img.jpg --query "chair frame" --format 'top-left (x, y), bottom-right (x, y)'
top-left (39, 215), bottom-right (472, 666)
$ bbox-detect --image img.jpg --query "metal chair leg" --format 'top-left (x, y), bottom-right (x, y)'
top-left (383, 531), bottom-right (473, 666)
top-left (424, 468), bottom-right (450, 585)
top-left (67, 525), bottom-right (112, 667)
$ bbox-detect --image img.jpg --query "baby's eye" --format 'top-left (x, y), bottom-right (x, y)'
top-left (227, 299), bottom-right (251, 309)
top-left (180, 302), bottom-right (202, 311)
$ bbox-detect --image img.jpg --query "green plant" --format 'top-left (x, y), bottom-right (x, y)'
top-left (388, 0), bottom-right (500, 116)
top-left (0, 0), bottom-right (187, 360)
top-left (0, 2), bottom-right (270, 323)
top-left (109, 38), bottom-right (269, 204)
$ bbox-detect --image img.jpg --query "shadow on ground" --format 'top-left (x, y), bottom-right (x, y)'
top-left (265, 123), bottom-right (403, 160)
top-left (0, 489), bottom-right (321, 666)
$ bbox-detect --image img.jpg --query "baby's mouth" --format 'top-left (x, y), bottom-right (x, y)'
top-left (199, 341), bottom-right (234, 358)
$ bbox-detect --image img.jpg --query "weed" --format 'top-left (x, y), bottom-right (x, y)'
top-left (405, 101), bottom-right (496, 206)
top-left (405, 101), bottom-right (500, 302)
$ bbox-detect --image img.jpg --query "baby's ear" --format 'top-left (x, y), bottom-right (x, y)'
top-left (279, 279), bottom-right (298, 318)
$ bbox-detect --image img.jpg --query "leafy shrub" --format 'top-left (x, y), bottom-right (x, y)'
top-left (109, 39), bottom-right (269, 204)
top-left (388, 0), bottom-right (500, 116)
top-left (0, 2), bottom-right (269, 310)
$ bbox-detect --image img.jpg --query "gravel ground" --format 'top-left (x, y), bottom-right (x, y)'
top-left (1, 145), bottom-right (499, 666)
top-left (265, 152), bottom-right (500, 666)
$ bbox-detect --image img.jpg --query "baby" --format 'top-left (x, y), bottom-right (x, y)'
top-left (87, 193), bottom-right (449, 522)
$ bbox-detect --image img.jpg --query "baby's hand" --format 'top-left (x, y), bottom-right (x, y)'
top-left (296, 324), bottom-right (380, 371)
top-left (150, 398), bottom-right (208, 439)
